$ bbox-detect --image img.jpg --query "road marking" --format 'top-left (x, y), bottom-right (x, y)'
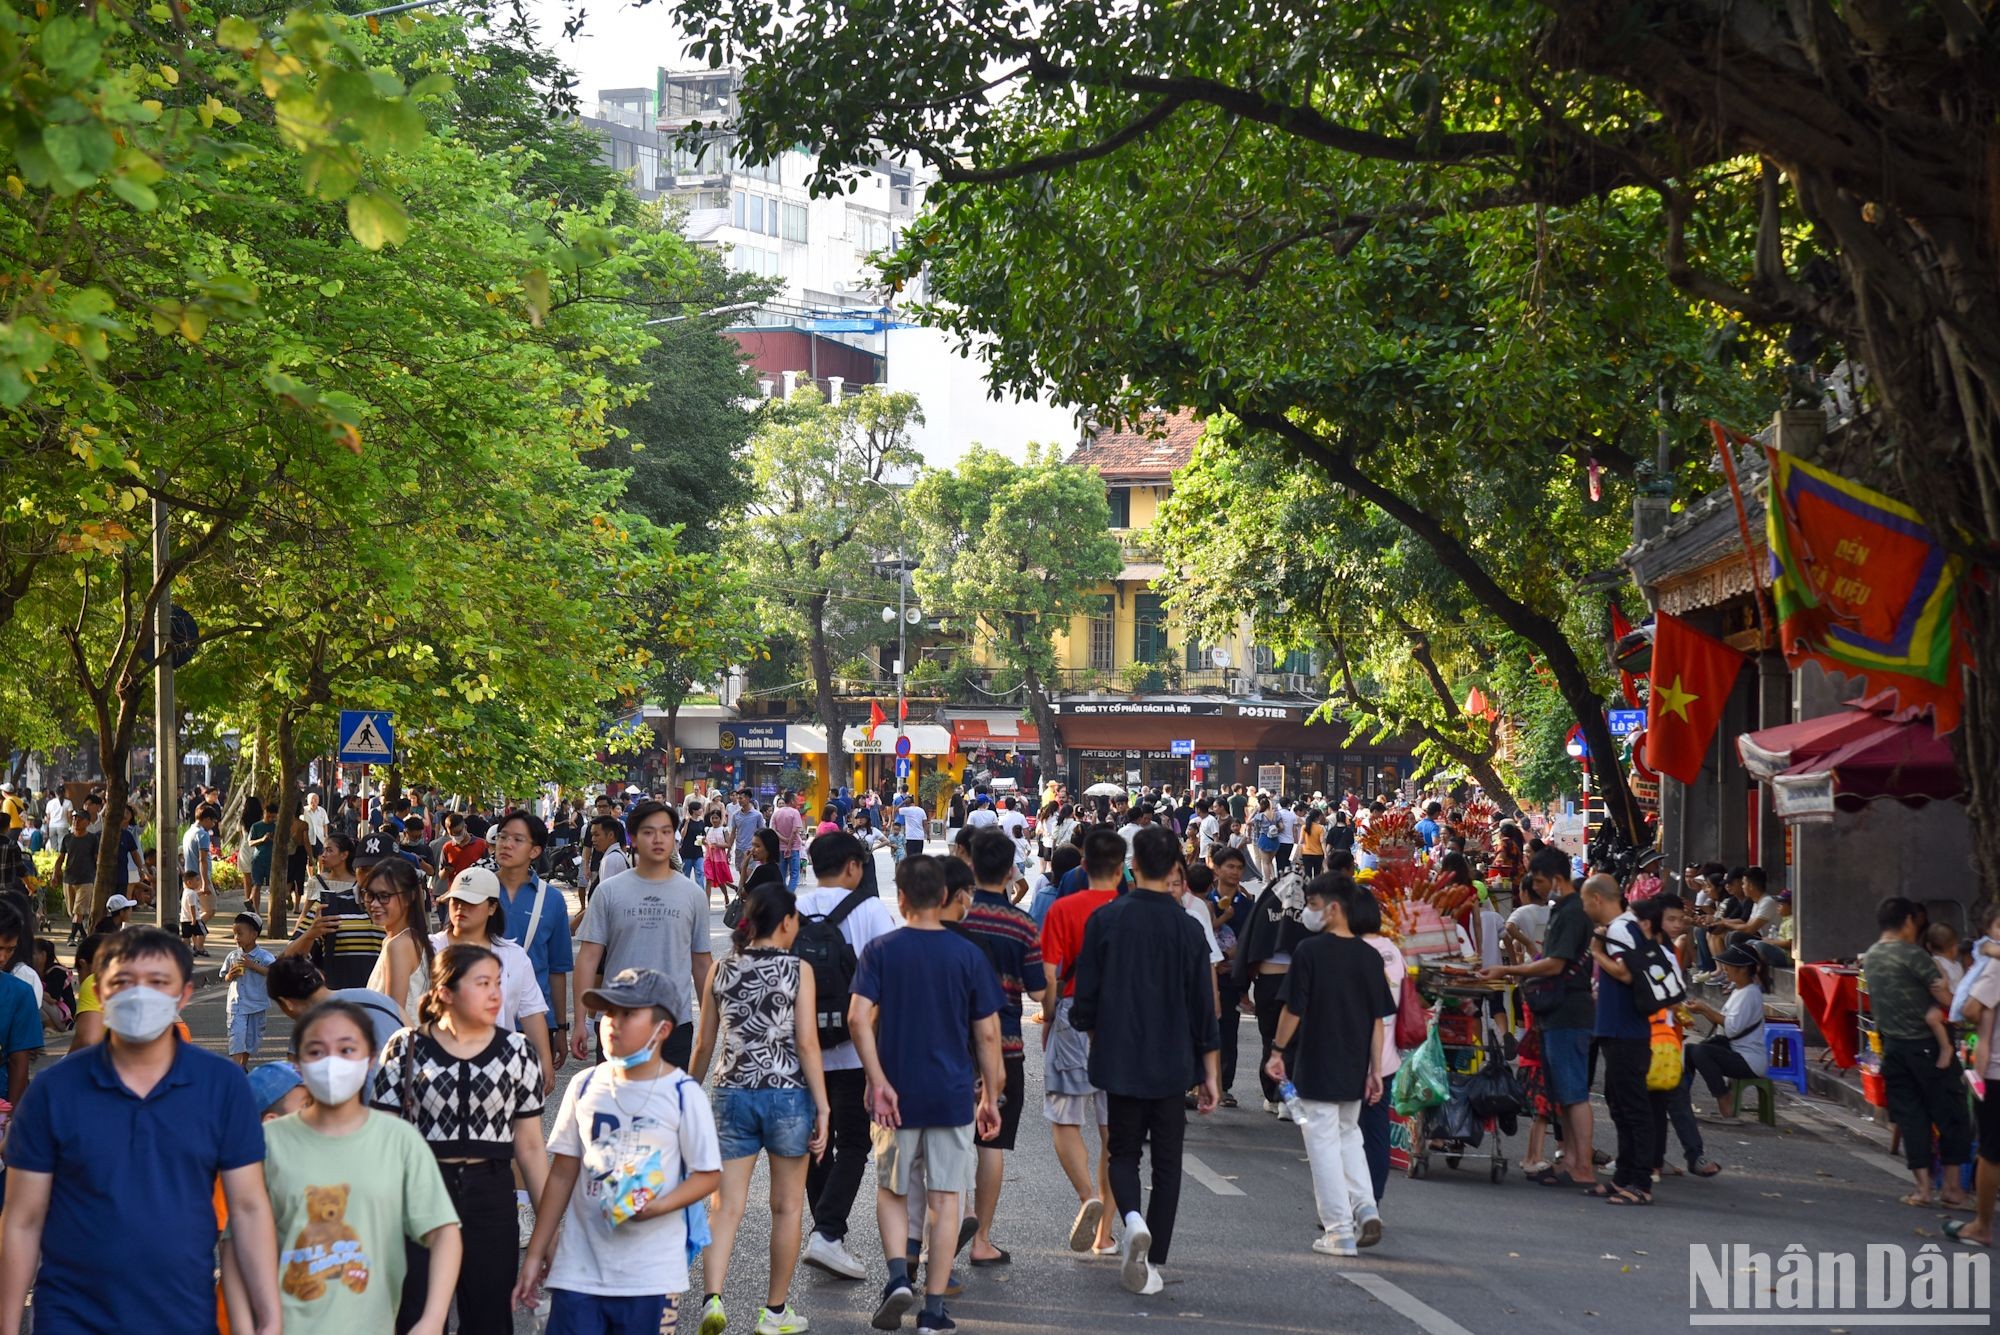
top-left (1182, 1153), bottom-right (1245, 1196)
top-left (1342, 1272), bottom-right (1477, 1335)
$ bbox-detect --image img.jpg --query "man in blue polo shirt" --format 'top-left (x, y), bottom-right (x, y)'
top-left (0, 926), bottom-right (280, 1335)
top-left (491, 809), bottom-right (571, 1068)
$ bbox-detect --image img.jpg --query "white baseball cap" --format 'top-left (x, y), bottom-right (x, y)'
top-left (104, 894), bottom-right (138, 912)
top-left (443, 866), bottom-right (501, 905)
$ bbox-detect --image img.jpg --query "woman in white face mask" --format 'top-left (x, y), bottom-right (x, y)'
top-left (231, 1000), bottom-right (463, 1335)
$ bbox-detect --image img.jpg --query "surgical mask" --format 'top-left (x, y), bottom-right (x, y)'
top-left (299, 1055), bottom-right (371, 1105)
top-left (604, 1019), bottom-right (667, 1072)
top-left (1301, 906), bottom-right (1327, 933)
top-left (103, 985), bottom-right (181, 1042)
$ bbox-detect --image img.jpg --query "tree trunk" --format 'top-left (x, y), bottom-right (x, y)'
top-left (90, 689), bottom-right (146, 925)
top-left (1022, 662), bottom-right (1063, 788)
top-left (219, 729), bottom-right (253, 858)
top-left (269, 712), bottom-right (300, 938)
top-left (809, 592), bottom-right (844, 789)
top-left (663, 698), bottom-right (681, 802)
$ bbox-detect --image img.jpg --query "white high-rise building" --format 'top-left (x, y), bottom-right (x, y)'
top-left (580, 70), bottom-right (1078, 463)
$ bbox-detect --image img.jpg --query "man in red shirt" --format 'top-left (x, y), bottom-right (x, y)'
top-left (1037, 826), bottom-right (1128, 1256)
top-left (770, 789), bottom-right (805, 892)
top-left (437, 812), bottom-right (487, 889)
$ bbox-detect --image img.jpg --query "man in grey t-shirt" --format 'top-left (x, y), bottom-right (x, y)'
top-left (572, 799), bottom-right (711, 1068)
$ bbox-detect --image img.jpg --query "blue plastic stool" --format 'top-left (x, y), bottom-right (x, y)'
top-left (1765, 1021), bottom-right (1808, 1094)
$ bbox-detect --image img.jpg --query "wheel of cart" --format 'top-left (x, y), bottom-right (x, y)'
top-left (1407, 1107), bottom-right (1435, 1179)
top-left (1490, 1155), bottom-right (1508, 1183)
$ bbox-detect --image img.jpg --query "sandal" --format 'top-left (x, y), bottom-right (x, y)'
top-left (1580, 1183), bottom-right (1617, 1197)
top-left (1659, 1163), bottom-right (1685, 1177)
top-left (1689, 1158), bottom-right (1723, 1177)
top-left (1527, 1169), bottom-right (1567, 1186)
top-left (1902, 1192), bottom-right (1940, 1208)
top-left (1605, 1187), bottom-right (1652, 1206)
top-left (1944, 1219), bottom-right (1992, 1247)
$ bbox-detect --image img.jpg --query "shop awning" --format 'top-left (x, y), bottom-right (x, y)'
top-left (785, 724), bottom-right (827, 755)
top-left (1738, 695), bottom-right (1963, 822)
top-left (951, 718), bottom-right (1040, 744)
top-left (842, 723), bottom-right (956, 755)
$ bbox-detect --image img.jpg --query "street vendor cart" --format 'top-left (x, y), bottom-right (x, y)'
top-left (1408, 963), bottom-right (1519, 1184)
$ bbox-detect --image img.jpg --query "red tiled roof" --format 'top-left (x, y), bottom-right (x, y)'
top-left (1067, 410), bottom-right (1203, 481)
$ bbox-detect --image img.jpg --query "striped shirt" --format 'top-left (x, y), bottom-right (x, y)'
top-left (961, 891), bottom-right (1048, 1058)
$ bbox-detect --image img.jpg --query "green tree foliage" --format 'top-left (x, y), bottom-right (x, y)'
top-left (908, 445), bottom-right (1122, 780)
top-left (654, 0), bottom-right (2000, 879)
top-left (745, 387), bottom-right (923, 781)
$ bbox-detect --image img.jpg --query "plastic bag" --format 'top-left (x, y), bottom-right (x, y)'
top-left (1464, 1055), bottom-right (1527, 1119)
top-left (1438, 1080), bottom-right (1486, 1148)
top-left (1647, 1013), bottom-right (1684, 1091)
top-left (1392, 1023), bottom-right (1451, 1117)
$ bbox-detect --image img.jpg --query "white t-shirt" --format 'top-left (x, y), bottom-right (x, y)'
top-left (43, 798), bottom-right (68, 837)
top-left (545, 1068), bottom-right (721, 1297)
top-left (429, 931), bottom-right (548, 1031)
top-left (896, 806), bottom-right (927, 842)
top-left (11, 961), bottom-right (41, 1008)
top-left (1936, 954), bottom-right (1967, 990)
top-left (1745, 895), bottom-right (1783, 940)
top-left (1722, 983), bottom-right (1769, 1075)
top-left (1197, 814), bottom-right (1220, 858)
top-left (1506, 902), bottom-right (1550, 954)
top-left (594, 846), bottom-right (631, 886)
top-left (1471, 907), bottom-right (1505, 969)
top-left (1182, 893), bottom-right (1223, 965)
top-left (793, 885), bottom-right (898, 1070)
top-left (965, 808), bottom-right (998, 829)
top-left (997, 809), bottom-right (1026, 838)
top-left (302, 806), bottom-right (329, 845)
top-left (1277, 808), bottom-right (1299, 843)
top-left (181, 886), bottom-right (203, 926)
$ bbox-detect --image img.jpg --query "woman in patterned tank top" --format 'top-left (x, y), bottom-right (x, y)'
top-left (689, 884), bottom-right (831, 1335)
top-left (370, 944), bottom-right (548, 1334)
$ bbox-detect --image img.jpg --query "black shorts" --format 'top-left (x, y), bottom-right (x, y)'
top-left (977, 1056), bottom-right (1027, 1152)
top-left (178, 920), bottom-right (203, 939)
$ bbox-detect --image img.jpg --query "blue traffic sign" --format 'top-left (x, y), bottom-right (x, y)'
top-left (338, 710), bottom-right (395, 763)
top-left (894, 734), bottom-right (912, 758)
top-left (1170, 738), bottom-right (1195, 756)
top-left (1607, 708), bottom-right (1647, 737)
top-left (895, 757), bottom-right (912, 779)
top-left (1194, 753), bottom-right (1213, 766)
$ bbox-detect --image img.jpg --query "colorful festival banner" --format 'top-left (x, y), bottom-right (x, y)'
top-left (1764, 449), bottom-right (1969, 732)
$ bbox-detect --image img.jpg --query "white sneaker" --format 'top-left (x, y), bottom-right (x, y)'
top-left (1312, 1232), bottom-right (1359, 1257)
top-left (1355, 1208), bottom-right (1383, 1249)
top-left (801, 1232), bottom-right (868, 1280)
top-left (1068, 1197), bottom-right (1104, 1253)
top-left (756, 1304), bottom-right (810, 1335)
top-left (1262, 1098), bottom-right (1284, 1116)
top-left (1120, 1213), bottom-right (1153, 1293)
top-left (1136, 1262), bottom-right (1164, 1296)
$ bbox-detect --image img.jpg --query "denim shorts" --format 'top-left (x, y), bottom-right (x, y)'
top-left (227, 1008), bottom-right (267, 1057)
top-left (1541, 1025), bottom-right (1593, 1107)
top-left (713, 1085), bottom-right (815, 1160)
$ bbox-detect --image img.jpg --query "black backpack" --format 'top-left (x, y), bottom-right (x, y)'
top-left (1622, 933), bottom-right (1689, 1014)
top-left (792, 886), bottom-right (875, 1049)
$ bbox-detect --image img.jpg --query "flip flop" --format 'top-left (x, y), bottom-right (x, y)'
top-left (1940, 1198), bottom-right (1978, 1214)
top-left (1944, 1219), bottom-right (1991, 1248)
top-left (970, 1249), bottom-right (1011, 1266)
top-left (1527, 1168), bottom-right (1566, 1187)
top-left (1604, 1187), bottom-right (1652, 1206)
top-left (1902, 1192), bottom-right (1940, 1208)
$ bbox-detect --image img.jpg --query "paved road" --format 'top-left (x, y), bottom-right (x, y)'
top-left (144, 849), bottom-right (1961, 1334)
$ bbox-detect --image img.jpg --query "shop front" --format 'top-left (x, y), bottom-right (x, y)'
top-left (842, 723), bottom-right (956, 802)
top-left (947, 715), bottom-right (1043, 796)
top-left (717, 721), bottom-right (789, 797)
top-left (1053, 697), bottom-right (1416, 799)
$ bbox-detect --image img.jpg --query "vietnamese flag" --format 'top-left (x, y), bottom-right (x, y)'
top-left (865, 699), bottom-right (887, 741)
top-left (1646, 614), bottom-right (1747, 783)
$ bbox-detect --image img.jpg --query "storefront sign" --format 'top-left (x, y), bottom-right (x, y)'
top-left (1233, 703), bottom-right (1299, 720)
top-left (1256, 764), bottom-right (1285, 793)
top-left (1059, 700), bottom-right (1227, 716)
top-left (718, 722), bottom-right (786, 757)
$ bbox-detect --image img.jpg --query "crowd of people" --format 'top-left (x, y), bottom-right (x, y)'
top-left (0, 770), bottom-right (1874, 1335)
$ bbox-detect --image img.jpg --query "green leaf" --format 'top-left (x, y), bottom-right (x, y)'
top-left (108, 175), bottom-right (158, 211)
top-left (39, 16), bottom-right (102, 78)
top-left (345, 188), bottom-right (409, 250)
top-left (215, 15), bottom-right (262, 51)
top-left (302, 147), bottom-right (361, 201)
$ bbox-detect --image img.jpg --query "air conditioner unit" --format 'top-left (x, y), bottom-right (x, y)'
top-left (1283, 672), bottom-right (1314, 694)
top-left (1226, 673), bottom-right (1251, 697)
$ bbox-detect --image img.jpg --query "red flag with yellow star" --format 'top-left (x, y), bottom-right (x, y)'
top-left (1646, 613), bottom-right (1747, 783)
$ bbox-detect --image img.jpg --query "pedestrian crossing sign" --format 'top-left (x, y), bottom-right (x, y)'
top-left (338, 710), bottom-right (395, 763)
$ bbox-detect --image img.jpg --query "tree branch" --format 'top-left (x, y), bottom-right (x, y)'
top-left (940, 94), bottom-right (1190, 184)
